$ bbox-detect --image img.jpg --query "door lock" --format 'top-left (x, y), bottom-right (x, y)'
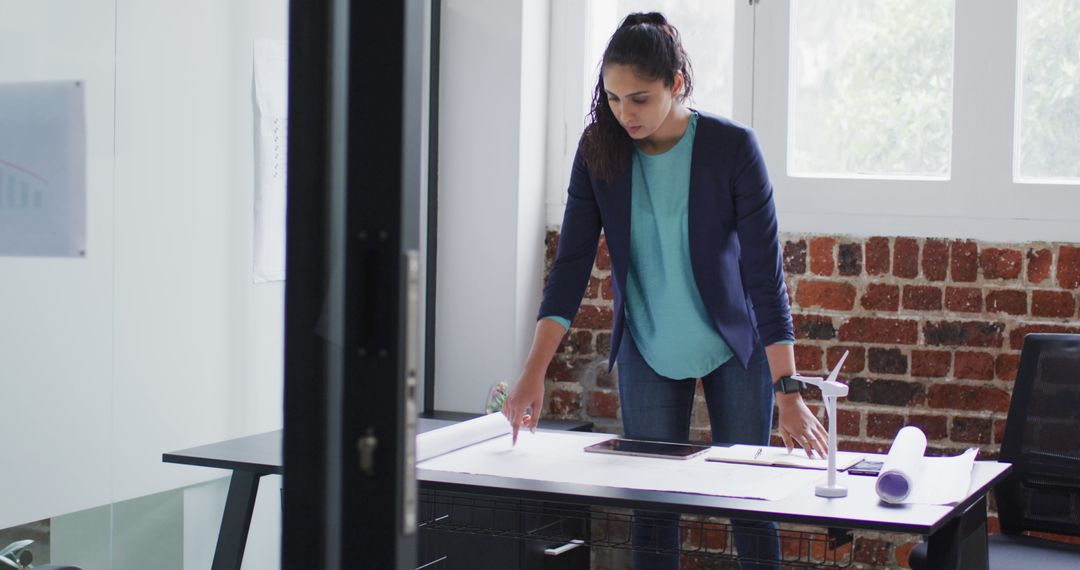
top-left (358, 427), bottom-right (378, 476)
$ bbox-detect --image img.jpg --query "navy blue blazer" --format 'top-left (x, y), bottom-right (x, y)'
top-left (538, 110), bottom-right (793, 372)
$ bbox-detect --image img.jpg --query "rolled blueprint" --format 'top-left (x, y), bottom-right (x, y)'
top-left (416, 412), bottom-right (511, 462)
top-left (875, 426), bottom-right (927, 503)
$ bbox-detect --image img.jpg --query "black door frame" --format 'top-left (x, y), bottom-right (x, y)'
top-left (283, 0), bottom-right (427, 567)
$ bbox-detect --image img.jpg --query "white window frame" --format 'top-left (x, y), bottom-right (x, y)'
top-left (753, 0), bottom-right (1080, 242)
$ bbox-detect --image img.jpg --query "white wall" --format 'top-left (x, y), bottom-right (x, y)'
top-left (435, 0), bottom-right (552, 412)
top-left (0, 0), bottom-right (287, 530)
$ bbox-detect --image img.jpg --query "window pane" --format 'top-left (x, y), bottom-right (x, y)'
top-left (604, 0), bottom-right (735, 119)
top-left (789, 0), bottom-right (955, 179)
top-left (1016, 0), bottom-right (1080, 182)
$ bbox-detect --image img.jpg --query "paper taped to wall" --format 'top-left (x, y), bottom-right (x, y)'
top-left (253, 38), bottom-right (288, 282)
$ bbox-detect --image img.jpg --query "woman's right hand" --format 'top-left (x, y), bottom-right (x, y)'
top-left (503, 318), bottom-right (568, 444)
top-left (502, 371), bottom-right (545, 444)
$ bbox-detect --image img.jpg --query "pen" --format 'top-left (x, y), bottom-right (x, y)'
top-left (754, 447), bottom-right (763, 460)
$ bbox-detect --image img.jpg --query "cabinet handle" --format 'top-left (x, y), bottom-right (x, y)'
top-left (544, 539), bottom-right (584, 556)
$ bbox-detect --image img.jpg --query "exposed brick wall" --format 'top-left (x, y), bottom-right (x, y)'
top-left (542, 229), bottom-right (1080, 568)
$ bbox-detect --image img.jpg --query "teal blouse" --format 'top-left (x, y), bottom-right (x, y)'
top-left (544, 112), bottom-right (790, 378)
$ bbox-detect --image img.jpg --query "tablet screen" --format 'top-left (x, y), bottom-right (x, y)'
top-left (584, 438), bottom-right (710, 460)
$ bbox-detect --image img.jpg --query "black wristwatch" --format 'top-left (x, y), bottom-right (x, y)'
top-left (773, 375), bottom-right (804, 394)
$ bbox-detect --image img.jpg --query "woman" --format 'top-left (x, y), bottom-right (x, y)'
top-left (503, 12), bottom-right (828, 570)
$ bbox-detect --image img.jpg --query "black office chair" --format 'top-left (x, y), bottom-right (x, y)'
top-left (910, 333), bottom-right (1080, 569)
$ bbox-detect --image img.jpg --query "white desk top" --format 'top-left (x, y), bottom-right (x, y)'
top-left (418, 428), bottom-right (1010, 535)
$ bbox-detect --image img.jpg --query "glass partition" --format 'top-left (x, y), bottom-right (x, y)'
top-left (0, 0), bottom-right (288, 568)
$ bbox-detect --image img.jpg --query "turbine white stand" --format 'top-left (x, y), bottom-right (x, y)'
top-left (794, 351), bottom-right (850, 498)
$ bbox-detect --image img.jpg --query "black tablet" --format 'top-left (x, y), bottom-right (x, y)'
top-left (584, 438), bottom-right (710, 460)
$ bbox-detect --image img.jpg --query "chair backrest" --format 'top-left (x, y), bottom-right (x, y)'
top-left (995, 333), bottom-right (1080, 536)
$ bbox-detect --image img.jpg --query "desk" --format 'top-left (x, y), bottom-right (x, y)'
top-left (165, 421), bottom-right (1009, 570)
top-left (161, 415), bottom-right (593, 570)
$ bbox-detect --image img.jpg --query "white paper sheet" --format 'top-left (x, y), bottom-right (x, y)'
top-left (906, 449), bottom-right (979, 505)
top-left (0, 81), bottom-right (86, 257)
top-left (419, 430), bottom-right (823, 501)
top-left (876, 426), bottom-right (978, 505)
top-left (253, 38), bottom-right (288, 282)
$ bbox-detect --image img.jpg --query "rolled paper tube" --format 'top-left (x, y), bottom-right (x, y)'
top-left (416, 412), bottom-right (511, 463)
top-left (875, 426), bottom-right (928, 504)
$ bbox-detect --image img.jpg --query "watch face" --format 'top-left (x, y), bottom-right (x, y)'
top-left (775, 376), bottom-right (801, 393)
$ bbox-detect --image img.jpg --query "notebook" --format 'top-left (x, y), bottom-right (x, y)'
top-left (706, 445), bottom-right (864, 471)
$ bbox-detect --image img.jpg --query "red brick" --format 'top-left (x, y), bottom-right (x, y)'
top-left (794, 344), bottom-right (823, 372)
top-left (981, 247), bottom-right (1023, 280)
top-left (996, 353), bottom-right (1020, 382)
top-left (853, 537), bottom-right (891, 566)
top-left (895, 540), bottom-right (919, 569)
top-left (908, 413), bottom-right (949, 440)
top-left (1031, 290), bottom-right (1076, 318)
top-left (827, 345), bottom-right (865, 374)
top-left (809, 237), bottom-right (837, 276)
top-left (924, 321), bottom-right (1004, 348)
top-left (986, 290), bottom-right (1027, 315)
top-left (912, 350), bottom-right (951, 377)
top-left (868, 347), bottom-right (908, 374)
top-left (680, 520), bottom-right (728, 552)
top-left (585, 276), bottom-right (601, 299)
top-left (596, 333), bottom-right (612, 357)
top-left (600, 276), bottom-right (614, 300)
top-left (548, 357), bottom-right (590, 383)
top-left (548, 388), bottom-right (581, 416)
top-left (796, 280), bottom-right (857, 311)
top-left (1010, 324), bottom-right (1080, 350)
top-left (840, 440), bottom-right (891, 454)
top-left (893, 237), bottom-right (919, 279)
top-left (595, 236), bottom-right (611, 270)
top-left (954, 351), bottom-right (995, 380)
top-left (586, 390), bottom-right (619, 418)
top-left (952, 416), bottom-right (993, 443)
top-left (860, 283), bottom-right (900, 311)
top-left (951, 240), bottom-right (979, 282)
top-left (558, 330), bottom-right (594, 355)
top-left (837, 409), bottom-right (860, 436)
top-left (928, 384), bottom-right (1011, 412)
top-left (784, 239), bottom-right (807, 274)
top-left (848, 378), bottom-right (926, 407)
top-left (793, 314), bottom-right (836, 340)
top-left (945, 286), bottom-right (983, 312)
top-left (545, 231), bottom-right (560, 271)
top-left (821, 541), bottom-right (853, 566)
top-left (866, 413), bottom-right (906, 439)
top-left (1058, 245), bottom-right (1080, 289)
top-left (838, 317), bottom-right (919, 344)
top-left (923, 239), bottom-right (950, 281)
top-left (1027, 247), bottom-right (1052, 284)
top-left (572, 305), bottom-right (613, 329)
top-left (993, 419), bottom-right (1007, 443)
top-left (903, 285), bottom-right (943, 311)
top-left (838, 242), bottom-right (862, 276)
top-left (865, 237), bottom-right (890, 276)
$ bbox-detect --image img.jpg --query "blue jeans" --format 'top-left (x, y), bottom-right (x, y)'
top-left (616, 330), bottom-right (781, 570)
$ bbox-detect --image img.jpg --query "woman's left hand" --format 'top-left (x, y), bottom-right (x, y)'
top-left (775, 393), bottom-right (829, 459)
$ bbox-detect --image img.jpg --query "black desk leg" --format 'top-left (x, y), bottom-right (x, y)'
top-left (212, 470), bottom-right (264, 570)
top-left (926, 495), bottom-right (989, 570)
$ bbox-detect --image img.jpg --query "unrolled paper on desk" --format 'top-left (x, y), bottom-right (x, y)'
top-left (875, 426), bottom-right (979, 505)
top-left (417, 414), bottom-right (823, 501)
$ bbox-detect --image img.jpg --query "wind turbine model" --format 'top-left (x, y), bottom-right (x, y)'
top-left (793, 350), bottom-right (850, 498)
